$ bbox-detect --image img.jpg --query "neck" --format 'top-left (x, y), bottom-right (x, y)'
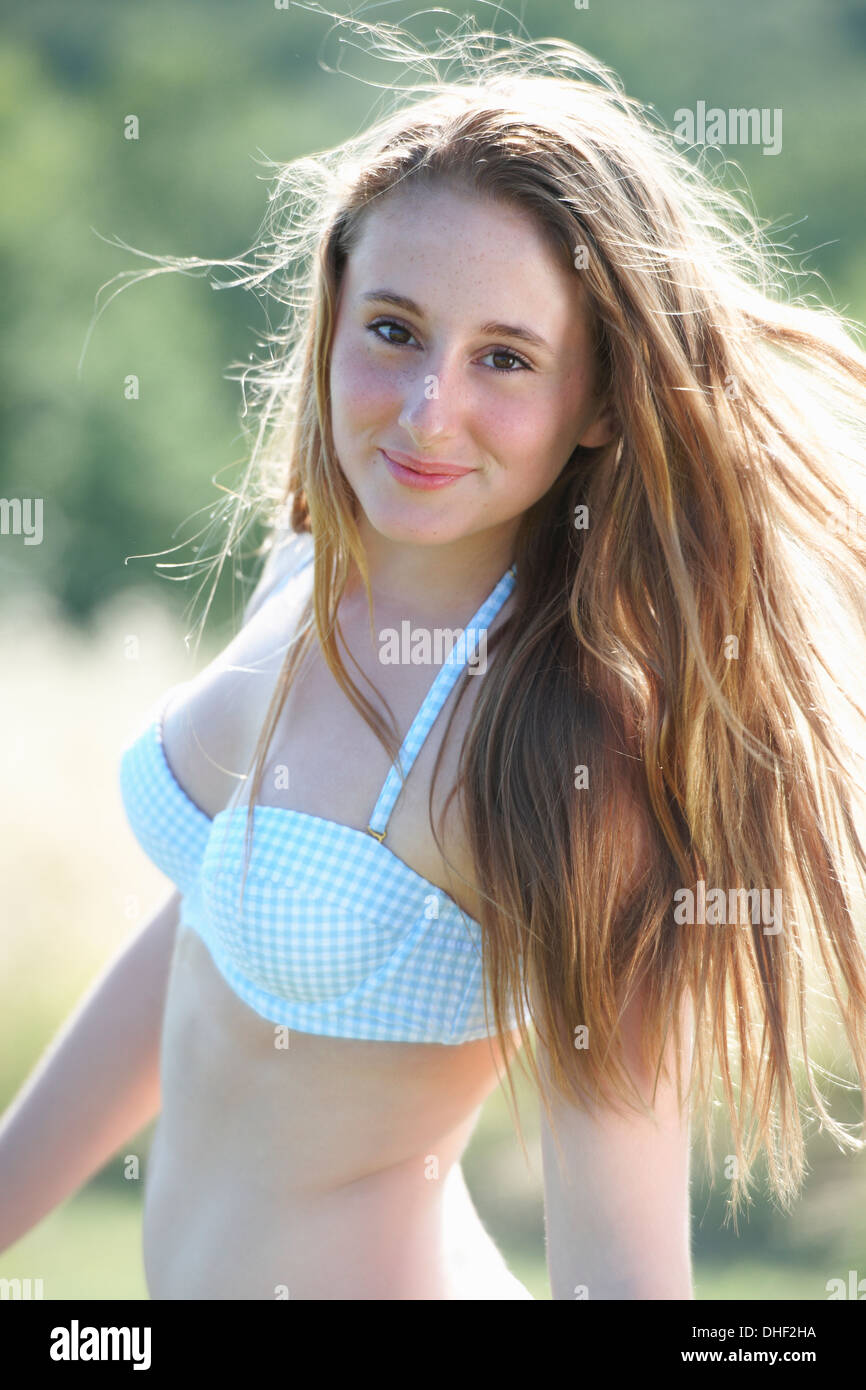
top-left (344, 519), bottom-right (516, 625)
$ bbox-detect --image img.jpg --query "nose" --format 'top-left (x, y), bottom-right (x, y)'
top-left (397, 356), bottom-right (462, 448)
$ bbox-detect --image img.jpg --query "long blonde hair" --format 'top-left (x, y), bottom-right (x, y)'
top-left (107, 13), bottom-right (866, 1215)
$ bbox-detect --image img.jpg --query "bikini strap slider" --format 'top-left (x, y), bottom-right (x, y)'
top-left (365, 825), bottom-right (387, 843)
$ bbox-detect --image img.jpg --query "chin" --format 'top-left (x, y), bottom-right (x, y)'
top-left (356, 501), bottom-right (464, 547)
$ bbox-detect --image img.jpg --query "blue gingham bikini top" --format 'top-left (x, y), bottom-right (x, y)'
top-left (118, 538), bottom-right (528, 1045)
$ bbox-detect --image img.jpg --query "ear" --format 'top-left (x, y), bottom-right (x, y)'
top-left (579, 401), bottom-right (619, 449)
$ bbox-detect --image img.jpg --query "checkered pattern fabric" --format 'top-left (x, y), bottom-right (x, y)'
top-left (119, 546), bottom-right (528, 1043)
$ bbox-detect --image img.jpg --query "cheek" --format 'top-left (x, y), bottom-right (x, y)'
top-left (484, 392), bottom-right (573, 484)
top-left (330, 336), bottom-right (398, 432)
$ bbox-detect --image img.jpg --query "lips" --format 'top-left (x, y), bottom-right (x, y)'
top-left (381, 449), bottom-right (474, 477)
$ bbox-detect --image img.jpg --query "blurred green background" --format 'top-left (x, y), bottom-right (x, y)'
top-left (1, 0), bottom-right (865, 1300)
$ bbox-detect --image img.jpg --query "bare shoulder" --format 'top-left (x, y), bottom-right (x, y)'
top-left (160, 534), bottom-right (314, 819)
top-left (242, 527), bottom-right (314, 626)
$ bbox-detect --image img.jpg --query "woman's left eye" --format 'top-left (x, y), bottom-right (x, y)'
top-left (366, 319), bottom-right (531, 374)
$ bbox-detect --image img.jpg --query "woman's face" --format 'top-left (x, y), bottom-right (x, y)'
top-left (328, 181), bottom-right (615, 555)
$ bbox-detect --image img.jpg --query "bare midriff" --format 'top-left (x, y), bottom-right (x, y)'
top-left (142, 561), bottom-right (533, 1299)
top-left (143, 925), bottom-right (530, 1300)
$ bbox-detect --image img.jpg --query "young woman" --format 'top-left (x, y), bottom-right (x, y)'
top-left (2, 19), bottom-right (866, 1300)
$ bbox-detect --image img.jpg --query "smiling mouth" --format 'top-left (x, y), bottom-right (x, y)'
top-left (378, 450), bottom-right (475, 489)
top-left (383, 455), bottom-right (475, 483)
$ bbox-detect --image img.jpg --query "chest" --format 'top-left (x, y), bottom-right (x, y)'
top-left (226, 603), bottom-right (497, 931)
top-left (119, 571), bottom-right (528, 1044)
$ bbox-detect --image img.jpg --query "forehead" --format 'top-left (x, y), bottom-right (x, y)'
top-left (342, 182), bottom-right (588, 341)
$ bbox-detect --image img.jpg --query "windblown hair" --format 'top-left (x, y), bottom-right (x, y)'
top-left (107, 11), bottom-right (866, 1214)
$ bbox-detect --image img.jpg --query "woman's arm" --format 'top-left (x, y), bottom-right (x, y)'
top-left (0, 887), bottom-right (181, 1254)
top-left (0, 531), bottom-right (305, 1255)
top-left (538, 981), bottom-right (695, 1301)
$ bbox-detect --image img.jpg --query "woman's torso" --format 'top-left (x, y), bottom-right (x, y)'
top-left (142, 555), bottom-right (532, 1299)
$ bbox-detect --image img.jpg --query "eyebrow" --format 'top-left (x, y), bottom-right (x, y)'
top-left (360, 289), bottom-right (552, 352)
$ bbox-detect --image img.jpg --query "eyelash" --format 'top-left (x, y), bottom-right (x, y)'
top-left (366, 317), bottom-right (533, 374)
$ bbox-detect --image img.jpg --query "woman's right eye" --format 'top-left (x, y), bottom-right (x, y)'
top-left (367, 317), bottom-right (418, 347)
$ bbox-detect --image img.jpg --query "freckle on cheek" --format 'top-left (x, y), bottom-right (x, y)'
top-left (344, 369), bottom-right (397, 418)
